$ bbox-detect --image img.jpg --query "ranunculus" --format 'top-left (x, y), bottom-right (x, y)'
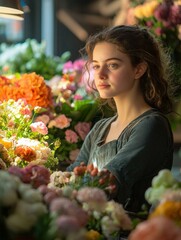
top-left (76, 187), bottom-right (107, 211)
top-left (14, 146), bottom-right (36, 162)
top-left (65, 129), bottom-right (79, 143)
top-left (74, 122), bottom-right (91, 140)
top-left (48, 114), bottom-right (71, 129)
top-left (128, 216), bottom-right (181, 240)
top-left (30, 121), bottom-right (48, 135)
top-left (35, 114), bottom-right (50, 125)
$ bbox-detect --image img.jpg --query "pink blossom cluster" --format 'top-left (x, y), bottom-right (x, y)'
top-left (62, 59), bottom-right (85, 73)
top-left (8, 165), bottom-right (50, 188)
top-left (36, 113), bottom-right (91, 144)
top-left (154, 0), bottom-right (181, 28)
top-left (129, 216), bottom-right (181, 240)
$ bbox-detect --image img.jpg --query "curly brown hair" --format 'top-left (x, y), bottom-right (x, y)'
top-left (82, 25), bottom-right (175, 114)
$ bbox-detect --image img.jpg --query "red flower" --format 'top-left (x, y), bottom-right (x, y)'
top-left (15, 145), bottom-right (36, 162)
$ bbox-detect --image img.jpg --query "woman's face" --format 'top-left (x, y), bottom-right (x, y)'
top-left (92, 42), bottom-right (141, 100)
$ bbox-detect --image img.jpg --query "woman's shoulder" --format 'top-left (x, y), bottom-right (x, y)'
top-left (132, 109), bottom-right (173, 135)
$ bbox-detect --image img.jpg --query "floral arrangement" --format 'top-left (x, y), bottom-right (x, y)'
top-left (48, 163), bottom-right (117, 195)
top-left (132, 0), bottom-right (181, 98)
top-left (0, 72), bottom-right (52, 108)
top-left (36, 59), bottom-right (99, 166)
top-left (0, 98), bottom-right (58, 169)
top-left (128, 168), bottom-right (181, 240)
top-left (0, 166), bottom-right (132, 240)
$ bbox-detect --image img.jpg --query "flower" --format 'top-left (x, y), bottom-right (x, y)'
top-left (128, 216), bottom-right (181, 240)
top-left (0, 99), bottom-right (58, 169)
top-left (41, 59), bottom-right (99, 164)
top-left (132, 0), bottom-right (181, 99)
top-left (48, 163), bottom-right (117, 196)
top-left (0, 171), bottom-right (47, 233)
top-left (0, 73), bottom-right (53, 108)
top-left (30, 121), bottom-right (48, 135)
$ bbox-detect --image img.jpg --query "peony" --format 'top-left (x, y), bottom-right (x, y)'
top-left (15, 145), bottom-right (36, 162)
top-left (74, 122), bottom-right (91, 140)
top-left (128, 216), bottom-right (181, 240)
top-left (35, 114), bottom-right (50, 125)
top-left (76, 187), bottom-right (107, 211)
top-left (48, 114), bottom-right (71, 129)
top-left (30, 121), bottom-right (48, 135)
top-left (65, 129), bottom-right (79, 143)
top-left (50, 197), bottom-right (88, 227)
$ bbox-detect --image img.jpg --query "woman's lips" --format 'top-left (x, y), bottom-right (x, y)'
top-left (97, 84), bottom-right (110, 89)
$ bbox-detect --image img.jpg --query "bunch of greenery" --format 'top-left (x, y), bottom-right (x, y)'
top-left (0, 39), bottom-right (70, 79)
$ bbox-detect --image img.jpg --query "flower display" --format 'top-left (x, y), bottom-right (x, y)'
top-left (145, 169), bottom-right (181, 205)
top-left (128, 216), bottom-right (181, 240)
top-left (128, 167), bottom-right (181, 240)
top-left (48, 163), bottom-right (117, 196)
top-left (0, 99), bottom-right (58, 169)
top-left (0, 166), bottom-right (132, 240)
top-left (132, 0), bottom-right (181, 98)
top-left (0, 72), bottom-right (53, 108)
top-left (37, 59), bottom-right (99, 165)
top-left (0, 170), bottom-right (47, 237)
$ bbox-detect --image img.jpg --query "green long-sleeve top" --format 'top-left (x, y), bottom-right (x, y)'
top-left (67, 109), bottom-right (173, 212)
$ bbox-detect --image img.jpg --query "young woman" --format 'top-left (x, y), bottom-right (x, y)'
top-left (67, 25), bottom-right (174, 213)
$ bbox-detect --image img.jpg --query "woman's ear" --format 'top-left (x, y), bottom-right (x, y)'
top-left (135, 62), bottom-right (148, 79)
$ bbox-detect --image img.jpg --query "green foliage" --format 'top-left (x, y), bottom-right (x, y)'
top-left (0, 39), bottom-right (71, 79)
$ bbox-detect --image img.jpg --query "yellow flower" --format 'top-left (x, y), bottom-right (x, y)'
top-left (85, 230), bottom-right (101, 240)
top-left (150, 201), bottom-right (181, 227)
top-left (134, 1), bottom-right (159, 19)
top-left (0, 138), bottom-right (13, 149)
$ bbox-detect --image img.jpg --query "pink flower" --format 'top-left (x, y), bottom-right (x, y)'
top-left (129, 216), bottom-right (181, 240)
top-left (8, 165), bottom-right (50, 188)
top-left (50, 197), bottom-right (88, 227)
top-left (65, 130), bottom-right (79, 143)
top-left (76, 187), bottom-right (107, 211)
top-left (154, 27), bottom-right (163, 36)
top-left (30, 121), bottom-right (48, 135)
top-left (69, 149), bottom-right (80, 161)
top-left (48, 114), bottom-right (71, 129)
top-left (74, 122), bottom-right (91, 140)
top-left (73, 59), bottom-right (85, 72)
top-left (20, 105), bottom-right (32, 117)
top-left (63, 61), bottom-right (74, 73)
top-left (17, 99), bottom-right (32, 117)
top-left (56, 215), bottom-right (82, 233)
top-left (73, 94), bottom-right (83, 100)
top-left (35, 114), bottom-right (50, 125)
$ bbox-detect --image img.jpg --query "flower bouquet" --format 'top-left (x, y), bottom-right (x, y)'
top-left (36, 59), bottom-right (100, 168)
top-left (132, 0), bottom-right (181, 97)
top-left (0, 98), bottom-right (58, 170)
top-left (0, 164), bottom-right (133, 240)
top-left (128, 168), bottom-right (181, 240)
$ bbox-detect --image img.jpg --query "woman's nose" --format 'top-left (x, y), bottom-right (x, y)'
top-left (98, 66), bottom-right (107, 79)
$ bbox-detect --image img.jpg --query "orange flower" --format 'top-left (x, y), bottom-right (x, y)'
top-left (15, 145), bottom-right (36, 162)
top-left (150, 201), bottom-right (181, 226)
top-left (0, 73), bottom-right (52, 108)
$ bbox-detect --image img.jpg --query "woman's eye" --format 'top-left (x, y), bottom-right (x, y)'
top-left (92, 65), bottom-right (99, 70)
top-left (107, 63), bottom-right (118, 70)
